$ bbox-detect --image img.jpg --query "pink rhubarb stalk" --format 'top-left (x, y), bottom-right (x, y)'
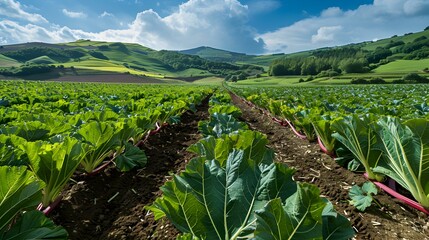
top-left (364, 173), bottom-right (429, 215)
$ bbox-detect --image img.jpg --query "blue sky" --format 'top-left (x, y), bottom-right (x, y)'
top-left (0, 0), bottom-right (428, 54)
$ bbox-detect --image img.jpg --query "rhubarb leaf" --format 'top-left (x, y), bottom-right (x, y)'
top-left (188, 130), bottom-right (272, 167)
top-left (349, 182), bottom-right (377, 211)
top-left (331, 114), bottom-right (384, 181)
top-left (77, 121), bottom-right (121, 173)
top-left (2, 210), bottom-right (67, 240)
top-left (0, 166), bottom-right (43, 233)
top-left (374, 117), bottom-right (429, 208)
top-left (254, 184), bottom-right (325, 240)
top-left (198, 113), bottom-right (248, 138)
top-left (322, 201), bottom-right (356, 240)
top-left (25, 137), bottom-right (83, 207)
top-left (147, 149), bottom-right (297, 239)
top-left (114, 142), bottom-right (147, 172)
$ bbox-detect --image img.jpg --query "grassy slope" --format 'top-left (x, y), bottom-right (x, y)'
top-left (362, 30), bottom-right (429, 51)
top-left (374, 59), bottom-right (429, 73)
top-left (0, 54), bottom-right (20, 67)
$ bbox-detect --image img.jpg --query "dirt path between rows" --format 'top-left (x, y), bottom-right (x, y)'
top-left (52, 98), bottom-right (210, 240)
top-left (230, 93), bottom-right (429, 240)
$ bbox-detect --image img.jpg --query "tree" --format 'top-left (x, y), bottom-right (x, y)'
top-left (340, 59), bottom-right (369, 73)
top-left (270, 64), bottom-right (288, 76)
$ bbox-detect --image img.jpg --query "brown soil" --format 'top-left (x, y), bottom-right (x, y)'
top-left (51, 97), bottom-right (210, 240)
top-left (229, 93), bottom-right (429, 240)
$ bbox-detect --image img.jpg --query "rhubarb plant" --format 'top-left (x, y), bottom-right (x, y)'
top-left (374, 117), bottom-right (429, 209)
top-left (148, 150), bottom-right (354, 239)
top-left (0, 167), bottom-right (67, 239)
top-left (0, 166), bottom-right (43, 232)
top-left (198, 113), bottom-right (248, 138)
top-left (77, 121), bottom-right (120, 173)
top-left (331, 114), bottom-right (384, 181)
top-left (24, 137), bottom-right (84, 207)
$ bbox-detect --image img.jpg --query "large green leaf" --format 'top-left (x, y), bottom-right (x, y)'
top-left (198, 113), bottom-right (248, 138)
top-left (331, 114), bottom-right (384, 181)
top-left (77, 121), bottom-right (120, 173)
top-left (114, 142), bottom-right (147, 172)
top-left (373, 117), bottom-right (429, 208)
top-left (0, 135), bottom-right (28, 167)
top-left (188, 130), bottom-right (272, 167)
top-left (1, 210), bottom-right (68, 240)
top-left (209, 105), bottom-right (242, 118)
top-left (254, 184), bottom-right (325, 240)
top-left (0, 166), bottom-right (43, 232)
top-left (25, 137), bottom-right (83, 207)
top-left (322, 201), bottom-right (355, 240)
top-left (147, 150), bottom-right (297, 239)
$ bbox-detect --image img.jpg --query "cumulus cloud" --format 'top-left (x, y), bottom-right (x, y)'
top-left (311, 26), bottom-right (342, 43)
top-left (0, 0), bottom-right (47, 23)
top-left (0, 20), bottom-right (77, 43)
top-left (260, 0), bottom-right (429, 53)
top-left (0, 0), bottom-right (265, 53)
top-left (62, 9), bottom-right (86, 18)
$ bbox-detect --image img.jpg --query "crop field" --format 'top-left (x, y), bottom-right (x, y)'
top-left (1, 78), bottom-right (429, 240)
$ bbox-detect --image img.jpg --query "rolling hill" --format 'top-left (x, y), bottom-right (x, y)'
top-left (0, 28), bottom-right (428, 84)
top-left (0, 40), bottom-right (262, 82)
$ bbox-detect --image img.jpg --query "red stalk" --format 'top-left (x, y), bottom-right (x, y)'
top-left (284, 119), bottom-right (307, 140)
top-left (364, 173), bottom-right (429, 215)
top-left (37, 195), bottom-right (63, 216)
top-left (317, 136), bottom-right (336, 158)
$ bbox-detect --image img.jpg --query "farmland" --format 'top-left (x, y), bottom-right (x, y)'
top-left (1, 29), bottom-right (429, 240)
top-left (0, 77), bottom-right (428, 239)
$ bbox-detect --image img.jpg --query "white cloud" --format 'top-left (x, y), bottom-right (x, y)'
top-left (260, 0), bottom-right (429, 53)
top-left (0, 0), bottom-right (47, 23)
top-left (62, 9), bottom-right (86, 19)
top-left (0, 20), bottom-right (76, 43)
top-left (99, 11), bottom-right (114, 18)
top-left (311, 26), bottom-right (342, 43)
top-left (0, 0), bottom-right (265, 53)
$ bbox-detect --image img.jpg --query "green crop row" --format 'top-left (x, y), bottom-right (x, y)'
top-left (0, 80), bottom-right (213, 239)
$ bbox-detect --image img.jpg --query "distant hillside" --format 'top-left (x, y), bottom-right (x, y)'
top-left (180, 46), bottom-right (285, 67)
top-left (268, 28), bottom-right (429, 76)
top-left (0, 40), bottom-right (263, 81)
top-left (180, 46), bottom-right (251, 62)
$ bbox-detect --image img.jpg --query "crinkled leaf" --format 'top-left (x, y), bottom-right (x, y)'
top-left (322, 201), bottom-right (355, 240)
top-left (331, 114), bottom-right (384, 181)
top-left (349, 182), bottom-right (377, 211)
top-left (147, 149), bottom-right (297, 239)
top-left (2, 210), bottom-right (68, 240)
top-left (24, 137), bottom-right (83, 207)
top-left (198, 113), bottom-right (248, 138)
top-left (254, 184), bottom-right (326, 240)
top-left (77, 121), bottom-right (120, 173)
top-left (114, 142), bottom-right (147, 172)
top-left (188, 130), bottom-right (272, 167)
top-left (209, 105), bottom-right (242, 118)
top-left (0, 135), bottom-right (28, 167)
top-left (374, 117), bottom-right (429, 208)
top-left (0, 166), bottom-right (44, 232)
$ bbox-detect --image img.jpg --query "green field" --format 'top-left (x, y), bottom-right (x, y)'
top-left (374, 59), bottom-right (429, 73)
top-left (0, 54), bottom-right (20, 67)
